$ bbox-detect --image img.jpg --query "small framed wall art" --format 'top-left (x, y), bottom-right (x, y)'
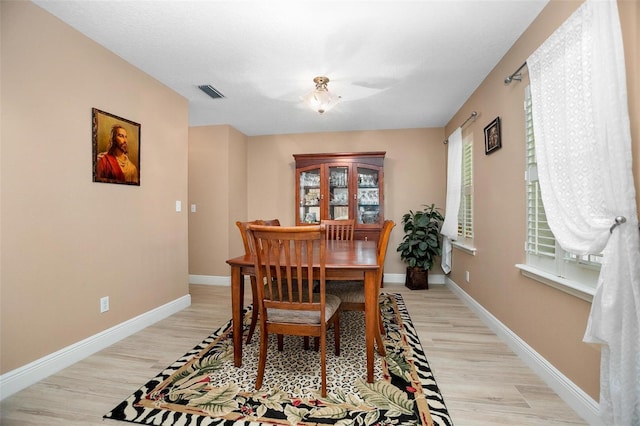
top-left (92, 108), bottom-right (141, 185)
top-left (484, 116), bottom-right (501, 155)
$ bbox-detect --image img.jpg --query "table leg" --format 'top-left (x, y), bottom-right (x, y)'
top-left (364, 269), bottom-right (376, 383)
top-left (231, 266), bottom-right (244, 367)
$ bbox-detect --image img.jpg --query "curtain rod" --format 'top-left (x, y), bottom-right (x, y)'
top-left (504, 62), bottom-right (527, 84)
top-left (443, 111), bottom-right (478, 144)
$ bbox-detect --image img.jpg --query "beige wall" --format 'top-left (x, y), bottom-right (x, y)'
top-left (188, 128), bottom-right (447, 277)
top-left (1, 1), bottom-right (190, 373)
top-left (442, 0), bottom-right (639, 400)
top-left (247, 129), bottom-right (447, 277)
top-left (188, 125), bottom-right (248, 276)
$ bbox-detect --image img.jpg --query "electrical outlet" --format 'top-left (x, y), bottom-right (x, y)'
top-left (465, 271), bottom-right (470, 283)
top-left (100, 296), bottom-right (109, 313)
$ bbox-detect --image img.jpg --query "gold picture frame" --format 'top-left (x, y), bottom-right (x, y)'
top-left (92, 108), bottom-right (141, 185)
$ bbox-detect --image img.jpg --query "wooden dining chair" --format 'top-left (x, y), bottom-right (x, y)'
top-left (247, 223), bottom-right (341, 397)
top-left (321, 219), bottom-right (355, 241)
top-left (235, 219), bottom-right (280, 344)
top-left (325, 219), bottom-right (395, 355)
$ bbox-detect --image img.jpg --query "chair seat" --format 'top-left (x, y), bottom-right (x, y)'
top-left (325, 281), bottom-right (365, 304)
top-left (268, 293), bottom-right (341, 324)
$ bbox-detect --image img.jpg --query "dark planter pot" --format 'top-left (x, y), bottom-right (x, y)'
top-left (404, 267), bottom-right (429, 290)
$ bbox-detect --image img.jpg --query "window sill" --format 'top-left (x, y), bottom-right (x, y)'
top-left (515, 264), bottom-right (594, 302)
top-left (451, 241), bottom-right (476, 255)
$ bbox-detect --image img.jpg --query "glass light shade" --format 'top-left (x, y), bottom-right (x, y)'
top-left (303, 76), bottom-right (341, 114)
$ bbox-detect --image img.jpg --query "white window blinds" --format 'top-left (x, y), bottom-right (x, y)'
top-left (525, 86), bottom-right (554, 258)
top-left (458, 137), bottom-right (473, 240)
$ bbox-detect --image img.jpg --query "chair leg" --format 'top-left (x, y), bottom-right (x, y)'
top-left (320, 332), bottom-right (327, 397)
top-left (277, 334), bottom-right (284, 351)
top-left (375, 328), bottom-right (386, 356)
top-left (246, 277), bottom-right (259, 344)
top-left (374, 286), bottom-right (386, 356)
top-left (375, 307), bottom-right (386, 356)
top-left (255, 328), bottom-right (268, 391)
top-left (334, 316), bottom-right (340, 356)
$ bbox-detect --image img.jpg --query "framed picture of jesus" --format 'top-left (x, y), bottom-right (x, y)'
top-left (92, 108), bottom-right (141, 186)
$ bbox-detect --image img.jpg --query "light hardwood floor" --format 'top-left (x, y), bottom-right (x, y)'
top-left (0, 284), bottom-right (587, 425)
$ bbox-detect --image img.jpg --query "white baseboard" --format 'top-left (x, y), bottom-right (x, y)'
top-left (0, 294), bottom-right (191, 401)
top-left (189, 273), bottom-right (446, 287)
top-left (446, 277), bottom-right (601, 425)
top-left (384, 272), bottom-right (445, 285)
top-left (189, 274), bottom-right (231, 286)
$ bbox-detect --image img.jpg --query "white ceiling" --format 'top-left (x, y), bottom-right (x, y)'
top-left (33, 0), bottom-right (548, 136)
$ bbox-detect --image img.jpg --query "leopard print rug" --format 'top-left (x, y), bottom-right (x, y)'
top-left (104, 293), bottom-right (452, 425)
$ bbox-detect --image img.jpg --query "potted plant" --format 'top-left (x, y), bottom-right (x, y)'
top-left (397, 203), bottom-right (445, 290)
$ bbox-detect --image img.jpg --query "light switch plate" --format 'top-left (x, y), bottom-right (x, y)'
top-left (175, 201), bottom-right (182, 212)
top-left (100, 296), bottom-right (109, 313)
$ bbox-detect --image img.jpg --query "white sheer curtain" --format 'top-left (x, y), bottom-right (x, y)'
top-left (440, 128), bottom-right (462, 274)
top-left (527, 0), bottom-right (640, 424)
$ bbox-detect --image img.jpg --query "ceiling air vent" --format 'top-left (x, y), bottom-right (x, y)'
top-left (198, 84), bottom-right (225, 99)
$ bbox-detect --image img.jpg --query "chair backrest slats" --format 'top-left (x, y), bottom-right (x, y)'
top-left (236, 219), bottom-right (281, 255)
top-left (322, 219), bottom-right (355, 241)
top-left (248, 224), bottom-right (327, 319)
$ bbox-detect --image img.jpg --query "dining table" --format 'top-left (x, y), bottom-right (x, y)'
top-left (225, 239), bottom-right (380, 383)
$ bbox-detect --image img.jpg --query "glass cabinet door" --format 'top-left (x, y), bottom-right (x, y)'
top-left (299, 167), bottom-right (321, 224)
top-left (328, 166), bottom-right (349, 220)
top-left (294, 152), bottom-right (385, 239)
top-left (357, 166), bottom-right (381, 225)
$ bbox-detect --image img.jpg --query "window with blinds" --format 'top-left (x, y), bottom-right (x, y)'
top-left (458, 136), bottom-right (473, 240)
top-left (524, 86), bottom-right (600, 288)
top-left (525, 86), bottom-right (554, 258)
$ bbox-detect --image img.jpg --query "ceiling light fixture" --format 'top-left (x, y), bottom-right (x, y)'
top-left (302, 76), bottom-right (341, 114)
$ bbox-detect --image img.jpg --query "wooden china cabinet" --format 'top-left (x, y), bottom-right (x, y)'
top-left (294, 152), bottom-right (385, 241)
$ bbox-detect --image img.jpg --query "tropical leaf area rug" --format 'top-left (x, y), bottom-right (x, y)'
top-left (104, 293), bottom-right (452, 426)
